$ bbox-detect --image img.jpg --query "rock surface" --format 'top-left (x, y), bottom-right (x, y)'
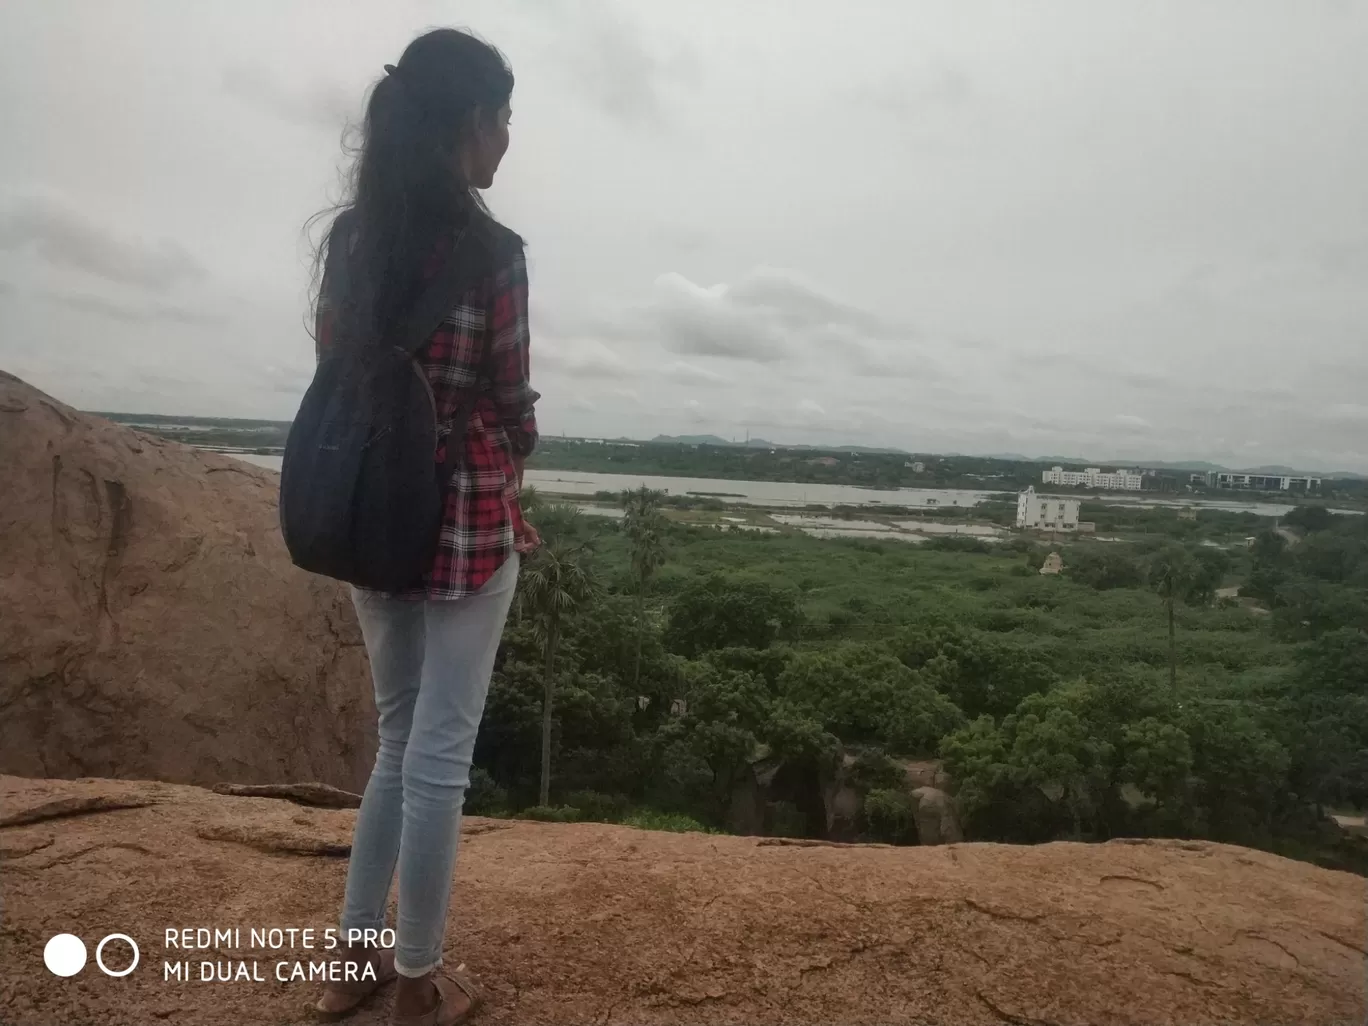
top-left (911, 785), bottom-right (964, 846)
top-left (0, 373), bottom-right (375, 790)
top-left (902, 758), bottom-right (954, 793)
top-left (2, 775), bottom-right (1365, 1026)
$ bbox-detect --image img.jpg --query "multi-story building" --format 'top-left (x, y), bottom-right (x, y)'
top-left (1016, 487), bottom-right (1080, 531)
top-left (1041, 466), bottom-right (1143, 491)
top-left (1206, 472), bottom-right (1321, 492)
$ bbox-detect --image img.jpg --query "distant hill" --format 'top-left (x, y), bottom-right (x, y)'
top-left (1240, 465), bottom-right (1367, 480)
top-left (650, 433), bottom-right (743, 447)
top-left (983, 453), bottom-right (1088, 464)
top-left (989, 455), bottom-right (1365, 480)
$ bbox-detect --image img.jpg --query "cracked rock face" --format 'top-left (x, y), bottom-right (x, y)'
top-left (0, 372), bottom-right (375, 790)
top-left (1, 775), bottom-right (1365, 1026)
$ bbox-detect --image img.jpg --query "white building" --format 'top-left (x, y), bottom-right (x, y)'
top-left (1041, 466), bottom-right (1143, 491)
top-left (1208, 471), bottom-right (1321, 492)
top-left (1017, 487), bottom-right (1080, 531)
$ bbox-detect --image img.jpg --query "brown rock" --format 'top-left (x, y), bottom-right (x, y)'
top-left (902, 758), bottom-right (954, 793)
top-left (210, 782), bottom-right (363, 809)
top-left (1, 774), bottom-right (1364, 1025)
top-left (0, 372), bottom-right (375, 790)
top-left (911, 785), bottom-right (964, 845)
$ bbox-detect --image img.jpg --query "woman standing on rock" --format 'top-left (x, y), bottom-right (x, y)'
top-left (305, 27), bottom-right (538, 1026)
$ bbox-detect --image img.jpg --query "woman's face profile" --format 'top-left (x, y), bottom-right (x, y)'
top-left (463, 103), bottom-right (511, 190)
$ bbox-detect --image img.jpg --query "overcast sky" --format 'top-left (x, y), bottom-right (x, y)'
top-left (1, 1), bottom-right (1365, 471)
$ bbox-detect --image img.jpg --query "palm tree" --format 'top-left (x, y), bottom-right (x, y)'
top-left (519, 539), bottom-right (596, 807)
top-left (622, 487), bottom-right (667, 691)
top-left (1148, 546), bottom-right (1200, 688)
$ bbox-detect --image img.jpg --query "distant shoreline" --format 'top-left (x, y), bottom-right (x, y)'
top-left (87, 414), bottom-right (1364, 481)
top-left (215, 451), bottom-right (1363, 519)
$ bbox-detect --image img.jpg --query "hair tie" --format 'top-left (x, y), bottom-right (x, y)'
top-left (382, 62), bottom-right (427, 113)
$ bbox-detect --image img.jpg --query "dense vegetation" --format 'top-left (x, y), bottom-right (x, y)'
top-left (474, 489), bottom-right (1368, 873)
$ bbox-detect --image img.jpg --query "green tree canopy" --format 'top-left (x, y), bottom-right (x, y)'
top-left (1283, 505), bottom-right (1334, 533)
top-left (894, 624), bottom-right (1057, 720)
top-left (1065, 546), bottom-right (1145, 591)
top-left (665, 573), bottom-right (802, 656)
top-left (776, 644), bottom-right (964, 754)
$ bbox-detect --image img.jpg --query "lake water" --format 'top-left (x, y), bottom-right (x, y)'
top-left (888, 520), bottom-right (1006, 537)
top-left (232, 453), bottom-right (288, 470)
top-left (225, 454), bottom-right (1353, 518)
top-left (523, 470), bottom-right (1004, 509)
top-left (769, 514), bottom-right (1004, 543)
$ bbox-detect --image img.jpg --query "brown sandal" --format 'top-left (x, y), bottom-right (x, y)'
top-left (313, 948), bottom-right (398, 1021)
top-left (389, 965), bottom-right (484, 1026)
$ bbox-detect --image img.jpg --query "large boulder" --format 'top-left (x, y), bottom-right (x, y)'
top-left (902, 758), bottom-right (955, 793)
top-left (726, 754), bottom-right (780, 836)
top-left (911, 786), bottom-right (964, 845)
top-left (0, 372), bottom-right (376, 789)
top-left (821, 771), bottom-right (862, 841)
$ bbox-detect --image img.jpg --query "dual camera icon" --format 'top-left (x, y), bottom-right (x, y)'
top-left (44, 933), bottom-right (140, 978)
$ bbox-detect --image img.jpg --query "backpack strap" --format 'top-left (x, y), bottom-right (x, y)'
top-left (390, 225), bottom-right (497, 487)
top-left (390, 226), bottom-right (489, 356)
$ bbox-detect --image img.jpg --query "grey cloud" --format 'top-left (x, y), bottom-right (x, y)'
top-left (1007, 348), bottom-right (1109, 379)
top-left (0, 195), bottom-right (207, 292)
top-left (643, 267), bottom-right (915, 366)
top-left (547, 2), bottom-right (700, 129)
top-left (35, 288), bottom-right (224, 327)
top-left (1120, 369), bottom-right (1174, 390)
top-left (222, 65), bottom-right (353, 132)
top-left (841, 333), bottom-right (946, 381)
top-left (734, 400), bottom-right (880, 442)
top-left (537, 338), bottom-right (632, 379)
top-left (843, 63), bottom-right (975, 120)
top-left (727, 267), bottom-right (904, 338)
top-left (946, 333), bottom-right (997, 352)
top-left (1313, 239), bottom-right (1368, 281)
top-left (4, 3), bottom-right (1366, 469)
top-left (1245, 385), bottom-right (1299, 402)
top-left (656, 224), bottom-right (710, 255)
top-left (251, 358), bottom-right (315, 397)
top-left (1322, 403), bottom-right (1368, 423)
top-left (661, 360), bottom-right (727, 385)
top-left (649, 272), bottom-right (788, 362)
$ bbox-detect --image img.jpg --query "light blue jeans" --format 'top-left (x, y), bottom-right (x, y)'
top-left (339, 553), bottom-right (518, 977)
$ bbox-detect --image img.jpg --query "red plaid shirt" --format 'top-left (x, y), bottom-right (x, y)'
top-left (316, 224), bottom-right (539, 599)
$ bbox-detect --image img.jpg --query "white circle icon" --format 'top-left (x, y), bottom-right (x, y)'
top-left (95, 934), bottom-right (140, 977)
top-left (44, 934), bottom-right (87, 977)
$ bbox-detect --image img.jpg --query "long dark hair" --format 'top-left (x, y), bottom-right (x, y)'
top-left (310, 28), bottom-right (514, 342)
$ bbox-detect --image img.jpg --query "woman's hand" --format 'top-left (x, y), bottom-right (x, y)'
top-left (514, 520), bottom-right (542, 553)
